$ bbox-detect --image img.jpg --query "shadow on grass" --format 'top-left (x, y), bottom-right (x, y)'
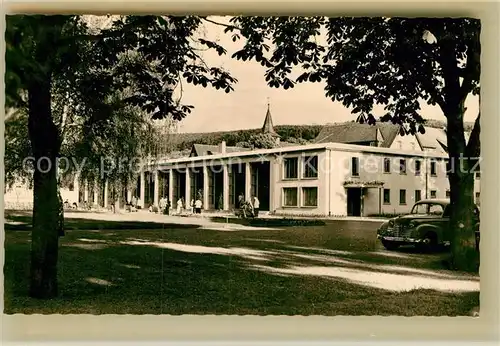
top-left (4, 226), bottom-right (479, 316)
top-left (4, 211), bottom-right (200, 232)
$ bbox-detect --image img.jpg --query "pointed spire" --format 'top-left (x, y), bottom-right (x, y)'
top-left (262, 98), bottom-right (276, 134)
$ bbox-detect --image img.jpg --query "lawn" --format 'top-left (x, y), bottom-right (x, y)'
top-left (3, 210), bottom-right (479, 315)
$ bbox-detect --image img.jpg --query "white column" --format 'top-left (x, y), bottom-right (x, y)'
top-left (74, 175), bottom-right (80, 204)
top-left (104, 180), bottom-right (109, 209)
top-left (223, 164), bottom-right (229, 211)
top-left (127, 189), bottom-right (132, 203)
top-left (269, 159), bottom-right (275, 213)
top-left (153, 170), bottom-right (159, 207)
top-left (168, 169), bottom-right (174, 203)
top-left (185, 168), bottom-right (191, 202)
top-left (139, 172), bottom-right (145, 208)
top-left (203, 165), bottom-right (209, 210)
top-left (93, 181), bottom-right (98, 206)
top-left (84, 181), bottom-right (89, 202)
top-left (245, 162), bottom-right (252, 201)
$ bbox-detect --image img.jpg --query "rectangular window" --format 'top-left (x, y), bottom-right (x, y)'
top-left (476, 172), bottom-right (481, 179)
top-left (283, 157), bottom-right (298, 179)
top-left (475, 192), bottom-right (480, 204)
top-left (302, 187), bottom-right (318, 207)
top-left (399, 189), bottom-right (406, 205)
top-left (69, 183), bottom-right (74, 192)
top-left (383, 189), bottom-right (391, 204)
top-left (303, 156), bottom-right (318, 178)
top-left (430, 190), bottom-right (437, 199)
top-left (383, 158), bottom-right (391, 173)
top-left (283, 188), bottom-right (298, 207)
top-left (415, 160), bottom-right (421, 176)
top-left (446, 190), bottom-right (450, 198)
top-left (430, 161), bottom-right (437, 176)
top-left (400, 159), bottom-right (406, 174)
top-left (414, 190), bottom-right (421, 202)
top-left (351, 157), bottom-right (359, 176)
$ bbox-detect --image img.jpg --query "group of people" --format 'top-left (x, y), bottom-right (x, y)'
top-left (156, 196), bottom-right (171, 214)
top-left (151, 190), bottom-right (204, 216)
top-left (124, 190), bottom-right (260, 218)
top-left (237, 193), bottom-right (260, 218)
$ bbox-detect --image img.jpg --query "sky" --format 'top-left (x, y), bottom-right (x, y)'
top-left (167, 16), bottom-right (480, 133)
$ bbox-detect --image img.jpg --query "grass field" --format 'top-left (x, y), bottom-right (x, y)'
top-left (3, 210), bottom-right (479, 315)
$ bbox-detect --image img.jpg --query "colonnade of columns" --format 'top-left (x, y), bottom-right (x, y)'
top-left (78, 160), bottom-right (275, 212)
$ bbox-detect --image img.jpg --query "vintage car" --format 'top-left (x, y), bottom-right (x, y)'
top-left (376, 199), bottom-right (480, 251)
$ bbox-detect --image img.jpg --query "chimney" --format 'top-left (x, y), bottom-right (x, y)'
top-left (220, 140), bottom-right (227, 154)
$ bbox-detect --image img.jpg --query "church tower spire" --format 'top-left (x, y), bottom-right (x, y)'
top-left (262, 98), bottom-right (276, 134)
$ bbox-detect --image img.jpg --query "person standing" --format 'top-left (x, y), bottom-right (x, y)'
top-left (159, 196), bottom-right (165, 214)
top-left (195, 198), bottom-right (202, 214)
top-left (218, 194), bottom-right (223, 211)
top-left (177, 197), bottom-right (183, 215)
top-left (165, 197), bottom-right (170, 215)
top-left (238, 193), bottom-right (246, 217)
top-left (252, 195), bottom-right (260, 217)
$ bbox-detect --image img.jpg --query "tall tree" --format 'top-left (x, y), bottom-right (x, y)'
top-left (223, 17), bottom-right (480, 271)
top-left (5, 15), bottom-right (237, 298)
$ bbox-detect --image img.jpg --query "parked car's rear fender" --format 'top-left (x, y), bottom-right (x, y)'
top-left (415, 225), bottom-right (441, 243)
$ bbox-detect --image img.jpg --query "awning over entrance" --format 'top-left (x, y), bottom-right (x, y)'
top-left (343, 180), bottom-right (385, 189)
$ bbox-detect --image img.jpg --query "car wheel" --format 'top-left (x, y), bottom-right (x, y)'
top-left (418, 232), bottom-right (438, 252)
top-left (381, 240), bottom-right (399, 251)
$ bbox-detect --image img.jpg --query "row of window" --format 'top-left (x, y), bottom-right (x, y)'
top-left (282, 186), bottom-right (318, 207)
top-left (383, 189), bottom-right (430, 205)
top-left (351, 157), bottom-right (439, 177)
top-left (281, 187), bottom-right (480, 209)
top-left (283, 156), bottom-right (318, 180)
top-left (282, 155), bottom-right (480, 181)
top-left (382, 189), bottom-right (481, 205)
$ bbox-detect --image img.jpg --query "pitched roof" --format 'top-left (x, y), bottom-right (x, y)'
top-left (189, 144), bottom-right (251, 157)
top-left (314, 122), bottom-right (401, 147)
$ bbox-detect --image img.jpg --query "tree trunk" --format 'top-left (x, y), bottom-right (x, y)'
top-left (28, 75), bottom-right (61, 299)
top-left (445, 102), bottom-right (479, 272)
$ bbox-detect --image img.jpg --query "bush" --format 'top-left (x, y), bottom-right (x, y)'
top-left (367, 213), bottom-right (404, 218)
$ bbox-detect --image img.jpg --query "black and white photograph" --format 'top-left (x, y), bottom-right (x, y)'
top-left (4, 14), bottom-right (482, 317)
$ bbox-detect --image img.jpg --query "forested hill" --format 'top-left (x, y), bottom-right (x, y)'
top-left (169, 119), bottom-right (475, 151)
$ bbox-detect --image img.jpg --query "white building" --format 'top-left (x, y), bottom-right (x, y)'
top-left (4, 108), bottom-right (480, 216)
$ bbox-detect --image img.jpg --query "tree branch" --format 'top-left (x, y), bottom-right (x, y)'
top-left (459, 47), bottom-right (479, 101)
top-left (200, 17), bottom-right (241, 31)
top-left (465, 112), bottom-right (480, 159)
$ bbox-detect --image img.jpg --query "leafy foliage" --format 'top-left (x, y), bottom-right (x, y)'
top-left (223, 16), bottom-right (481, 271)
top-left (6, 14), bottom-right (243, 194)
top-left (4, 110), bottom-right (32, 187)
top-left (225, 17), bottom-right (479, 135)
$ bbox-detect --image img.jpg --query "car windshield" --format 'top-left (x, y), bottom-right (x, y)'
top-left (411, 203), bottom-right (445, 216)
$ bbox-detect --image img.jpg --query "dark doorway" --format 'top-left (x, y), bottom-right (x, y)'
top-left (347, 188), bottom-right (362, 216)
top-left (190, 168), bottom-right (204, 202)
top-left (158, 171), bottom-right (169, 200)
top-left (173, 169), bottom-right (186, 202)
top-left (208, 166), bottom-right (224, 210)
top-left (251, 161), bottom-right (271, 211)
top-left (144, 172), bottom-right (154, 208)
top-left (229, 163), bottom-right (246, 209)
